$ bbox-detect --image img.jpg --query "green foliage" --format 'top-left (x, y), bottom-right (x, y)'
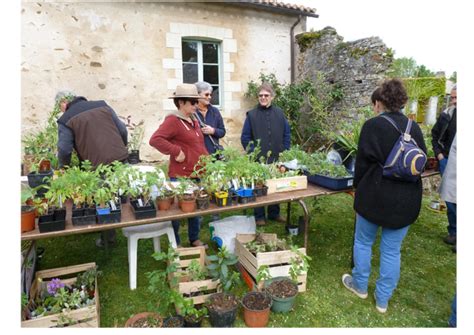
top-left (206, 246), bottom-right (241, 292)
top-left (330, 107), bottom-right (373, 160)
top-left (288, 246), bottom-right (312, 282)
top-left (127, 119), bottom-right (145, 152)
top-left (449, 71), bottom-right (457, 83)
top-left (76, 266), bottom-right (102, 292)
top-left (387, 57), bottom-right (435, 78)
top-left (245, 72), bottom-right (338, 151)
top-left (186, 259), bottom-right (207, 281)
top-left (296, 31), bottom-right (322, 52)
top-left (256, 265), bottom-right (272, 284)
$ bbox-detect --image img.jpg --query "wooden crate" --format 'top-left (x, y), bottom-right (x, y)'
top-left (169, 247), bottom-right (220, 305)
top-left (234, 233), bottom-right (307, 292)
top-left (265, 175), bottom-right (307, 194)
top-left (21, 262), bottom-right (99, 328)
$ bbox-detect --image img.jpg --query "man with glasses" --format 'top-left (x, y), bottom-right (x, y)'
top-left (241, 83), bottom-right (291, 226)
top-left (431, 84), bottom-right (457, 246)
top-left (149, 84), bottom-right (209, 248)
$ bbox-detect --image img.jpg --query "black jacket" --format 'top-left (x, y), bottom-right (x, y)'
top-left (354, 111), bottom-right (427, 229)
top-left (57, 97), bottom-right (128, 167)
top-left (431, 107), bottom-right (456, 158)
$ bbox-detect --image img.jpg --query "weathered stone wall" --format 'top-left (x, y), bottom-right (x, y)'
top-left (296, 26), bottom-right (393, 116)
top-left (21, 0), bottom-right (304, 161)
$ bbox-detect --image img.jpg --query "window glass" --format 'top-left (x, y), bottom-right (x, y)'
top-left (182, 39), bottom-right (221, 106)
top-left (203, 65), bottom-right (219, 85)
top-left (182, 41), bottom-right (198, 63)
top-left (183, 63), bottom-right (198, 83)
top-left (203, 43), bottom-right (218, 64)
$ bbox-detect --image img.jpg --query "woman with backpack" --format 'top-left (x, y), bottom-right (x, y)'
top-left (341, 79), bottom-right (427, 313)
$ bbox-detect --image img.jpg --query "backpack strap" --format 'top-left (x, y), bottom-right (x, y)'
top-left (379, 114), bottom-right (402, 134)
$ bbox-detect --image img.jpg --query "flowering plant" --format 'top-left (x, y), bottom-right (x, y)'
top-left (47, 278), bottom-right (65, 295)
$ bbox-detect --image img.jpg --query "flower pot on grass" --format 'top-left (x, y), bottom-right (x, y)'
top-left (183, 314), bottom-right (204, 328)
top-left (163, 315), bottom-right (184, 328)
top-left (264, 277), bottom-right (298, 313)
top-left (207, 292), bottom-right (239, 327)
top-left (125, 312), bottom-right (163, 328)
top-left (242, 291), bottom-right (272, 327)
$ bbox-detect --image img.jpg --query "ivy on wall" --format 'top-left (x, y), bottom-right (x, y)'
top-left (401, 77), bottom-right (446, 122)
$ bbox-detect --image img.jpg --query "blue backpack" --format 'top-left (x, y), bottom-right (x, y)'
top-left (380, 114), bottom-right (427, 182)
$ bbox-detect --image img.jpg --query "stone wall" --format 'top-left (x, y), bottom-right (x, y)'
top-left (295, 26), bottom-right (393, 116)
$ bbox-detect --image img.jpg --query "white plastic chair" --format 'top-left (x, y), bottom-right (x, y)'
top-left (122, 221), bottom-right (177, 290)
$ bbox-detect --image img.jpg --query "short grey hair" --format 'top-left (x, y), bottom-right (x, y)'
top-left (194, 81), bottom-right (213, 94)
top-left (451, 84), bottom-right (457, 91)
top-left (55, 90), bottom-right (76, 104)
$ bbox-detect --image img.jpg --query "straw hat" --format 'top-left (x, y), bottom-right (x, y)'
top-left (168, 84), bottom-right (200, 99)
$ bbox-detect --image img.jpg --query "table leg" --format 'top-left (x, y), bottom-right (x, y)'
top-left (286, 202), bottom-right (291, 231)
top-left (296, 199), bottom-right (309, 249)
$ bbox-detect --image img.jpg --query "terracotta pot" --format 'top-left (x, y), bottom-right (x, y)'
top-left (21, 205), bottom-right (36, 233)
top-left (125, 312), bottom-right (163, 328)
top-left (179, 198), bottom-right (196, 213)
top-left (38, 159), bottom-right (51, 172)
top-left (156, 196), bottom-right (173, 211)
top-left (242, 291), bottom-right (272, 327)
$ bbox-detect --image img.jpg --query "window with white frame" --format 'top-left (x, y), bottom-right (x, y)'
top-left (182, 39), bottom-right (221, 106)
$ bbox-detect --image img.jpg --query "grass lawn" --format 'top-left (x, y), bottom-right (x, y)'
top-left (33, 192), bottom-right (455, 327)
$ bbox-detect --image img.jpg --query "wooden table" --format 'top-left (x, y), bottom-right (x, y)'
top-left (21, 169), bottom-right (439, 250)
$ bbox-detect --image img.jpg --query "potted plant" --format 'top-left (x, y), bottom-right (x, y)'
top-left (304, 151), bottom-right (353, 190)
top-left (195, 189), bottom-right (210, 210)
top-left (241, 290), bottom-right (272, 327)
top-left (174, 177), bottom-right (197, 213)
top-left (125, 312), bottom-right (163, 328)
top-left (21, 185), bottom-right (36, 233)
top-left (206, 246), bottom-right (241, 327)
top-left (128, 169), bottom-right (158, 219)
top-left (155, 183), bottom-right (175, 211)
top-left (263, 246), bottom-right (311, 313)
top-left (127, 119), bottom-right (145, 164)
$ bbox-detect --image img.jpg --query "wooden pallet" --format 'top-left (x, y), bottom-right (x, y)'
top-left (265, 175), bottom-right (307, 194)
top-left (21, 262), bottom-right (99, 328)
top-left (234, 233), bottom-right (307, 292)
top-left (169, 247), bottom-right (220, 305)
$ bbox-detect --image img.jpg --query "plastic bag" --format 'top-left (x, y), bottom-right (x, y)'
top-left (209, 215), bottom-right (256, 252)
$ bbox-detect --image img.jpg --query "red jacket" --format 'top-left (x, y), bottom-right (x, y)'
top-left (149, 115), bottom-right (208, 178)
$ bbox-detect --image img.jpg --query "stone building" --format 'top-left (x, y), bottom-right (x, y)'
top-left (21, 0), bottom-right (318, 161)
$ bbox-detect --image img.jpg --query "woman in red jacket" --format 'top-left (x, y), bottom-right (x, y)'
top-left (149, 84), bottom-right (209, 247)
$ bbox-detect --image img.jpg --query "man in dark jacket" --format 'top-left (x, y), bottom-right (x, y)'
top-left (55, 91), bottom-right (128, 247)
top-left (431, 85), bottom-right (457, 245)
top-left (241, 83), bottom-right (291, 226)
top-left (56, 92), bottom-right (128, 168)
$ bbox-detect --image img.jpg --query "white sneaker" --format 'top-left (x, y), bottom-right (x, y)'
top-left (374, 293), bottom-right (388, 313)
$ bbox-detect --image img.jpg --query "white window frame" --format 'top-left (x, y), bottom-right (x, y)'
top-left (182, 39), bottom-right (222, 107)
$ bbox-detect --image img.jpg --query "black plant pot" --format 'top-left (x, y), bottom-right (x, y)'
top-left (128, 150), bottom-right (140, 164)
top-left (53, 208), bottom-right (66, 221)
top-left (184, 315), bottom-right (203, 328)
top-left (38, 215), bottom-right (65, 233)
top-left (208, 293), bottom-right (239, 327)
top-left (130, 199), bottom-right (157, 219)
top-left (97, 202), bottom-right (122, 224)
top-left (27, 170), bottom-right (53, 197)
top-left (196, 196), bottom-right (210, 210)
top-left (72, 205), bottom-right (97, 226)
top-left (253, 185), bottom-right (268, 197)
top-left (163, 315), bottom-right (184, 328)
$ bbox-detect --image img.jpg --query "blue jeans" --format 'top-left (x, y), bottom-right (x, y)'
top-left (171, 218), bottom-right (200, 245)
top-left (446, 202), bottom-right (457, 237)
top-left (449, 294), bottom-right (456, 327)
top-left (254, 204), bottom-right (280, 221)
top-left (170, 177), bottom-right (201, 245)
top-left (352, 214), bottom-right (409, 308)
top-left (439, 157), bottom-right (448, 175)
